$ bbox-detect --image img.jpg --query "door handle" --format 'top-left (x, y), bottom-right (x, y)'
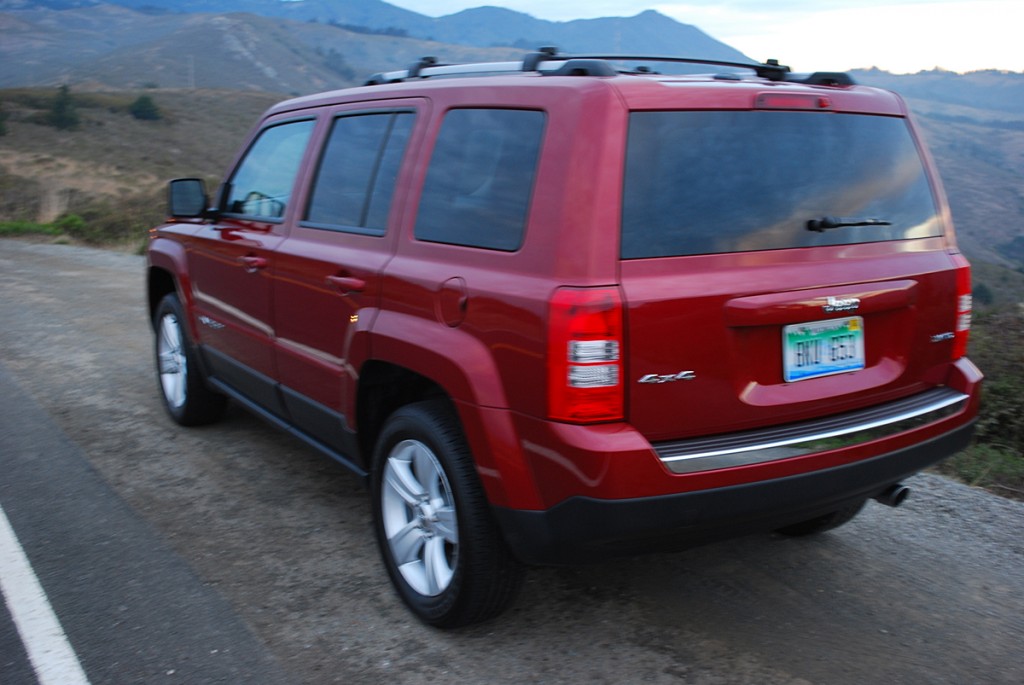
top-left (239, 255), bottom-right (268, 273)
top-left (326, 275), bottom-right (367, 293)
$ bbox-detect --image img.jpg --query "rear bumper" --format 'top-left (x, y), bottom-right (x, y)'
top-left (492, 419), bottom-right (975, 565)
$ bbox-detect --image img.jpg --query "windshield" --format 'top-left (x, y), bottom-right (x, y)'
top-left (621, 111), bottom-right (942, 259)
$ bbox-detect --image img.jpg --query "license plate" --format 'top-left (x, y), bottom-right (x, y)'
top-left (783, 316), bottom-right (865, 382)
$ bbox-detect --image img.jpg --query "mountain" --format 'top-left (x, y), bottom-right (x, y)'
top-left (852, 69), bottom-right (1024, 269)
top-left (402, 6), bottom-right (749, 60)
top-left (0, 5), bottom-right (524, 93)
top-left (0, 1), bottom-right (750, 91)
top-left (853, 68), bottom-right (1024, 115)
top-left (0, 1), bottom-right (1021, 278)
top-left (1, 0), bottom-right (751, 61)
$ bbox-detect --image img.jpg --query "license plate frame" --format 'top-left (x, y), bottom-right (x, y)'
top-left (783, 316), bottom-right (865, 383)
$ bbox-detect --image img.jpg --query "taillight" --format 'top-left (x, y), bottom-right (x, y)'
top-left (952, 256), bottom-right (972, 360)
top-left (547, 287), bottom-right (624, 423)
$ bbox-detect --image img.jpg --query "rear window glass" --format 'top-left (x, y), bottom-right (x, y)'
top-left (621, 111), bottom-right (942, 259)
top-left (414, 109), bottom-right (545, 251)
top-left (304, 111), bottom-right (414, 235)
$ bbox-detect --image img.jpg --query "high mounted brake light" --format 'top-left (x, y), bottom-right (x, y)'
top-left (547, 287), bottom-right (625, 423)
top-left (755, 93), bottom-right (833, 110)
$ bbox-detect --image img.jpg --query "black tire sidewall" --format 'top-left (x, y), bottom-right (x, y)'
top-left (371, 400), bottom-right (520, 627)
top-left (371, 403), bottom-right (468, 623)
top-left (153, 293), bottom-right (224, 426)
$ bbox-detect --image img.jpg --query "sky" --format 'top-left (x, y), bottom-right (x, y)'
top-left (384, 0), bottom-right (1023, 74)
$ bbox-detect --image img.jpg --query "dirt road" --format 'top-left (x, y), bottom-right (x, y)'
top-left (2, 239), bottom-right (1022, 684)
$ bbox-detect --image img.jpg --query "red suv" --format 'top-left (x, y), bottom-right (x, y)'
top-left (147, 51), bottom-right (982, 627)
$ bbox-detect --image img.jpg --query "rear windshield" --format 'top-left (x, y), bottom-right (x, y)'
top-left (621, 111), bottom-right (942, 259)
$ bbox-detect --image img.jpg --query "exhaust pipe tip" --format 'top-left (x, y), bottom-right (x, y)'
top-left (874, 483), bottom-right (910, 508)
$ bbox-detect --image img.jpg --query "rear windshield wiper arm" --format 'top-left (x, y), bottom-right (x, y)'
top-left (806, 216), bottom-right (892, 232)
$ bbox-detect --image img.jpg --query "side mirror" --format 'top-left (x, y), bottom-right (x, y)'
top-left (168, 178), bottom-right (210, 219)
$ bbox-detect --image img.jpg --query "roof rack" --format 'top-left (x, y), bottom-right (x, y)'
top-left (567, 54), bottom-right (792, 80)
top-left (363, 48), bottom-right (854, 87)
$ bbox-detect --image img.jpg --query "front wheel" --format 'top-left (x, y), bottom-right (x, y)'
top-left (371, 400), bottom-right (524, 628)
top-left (153, 293), bottom-right (226, 426)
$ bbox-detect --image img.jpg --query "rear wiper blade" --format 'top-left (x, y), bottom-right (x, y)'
top-left (806, 216), bottom-right (892, 232)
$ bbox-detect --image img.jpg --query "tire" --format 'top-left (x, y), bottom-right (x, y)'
top-left (371, 400), bottom-right (524, 628)
top-left (153, 293), bottom-right (226, 426)
top-left (775, 500), bottom-right (867, 537)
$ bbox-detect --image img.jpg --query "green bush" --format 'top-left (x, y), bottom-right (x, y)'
top-left (943, 306), bottom-right (1024, 499)
top-left (61, 190), bottom-right (165, 245)
top-left (940, 444), bottom-right (1024, 495)
top-left (0, 220), bottom-right (62, 236)
top-left (53, 213), bottom-right (86, 234)
top-left (130, 95), bottom-right (162, 121)
top-left (48, 85), bottom-right (80, 130)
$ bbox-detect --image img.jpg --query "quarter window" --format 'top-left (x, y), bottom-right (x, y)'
top-left (224, 120), bottom-right (315, 219)
top-left (414, 109), bottom-right (545, 251)
top-left (305, 111), bottom-right (415, 234)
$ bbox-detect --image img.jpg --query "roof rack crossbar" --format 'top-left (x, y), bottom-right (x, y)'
top-left (364, 49), bottom-right (829, 86)
top-left (523, 46), bottom-right (559, 72)
top-left (567, 54), bottom-right (791, 80)
top-left (407, 55), bottom-right (439, 79)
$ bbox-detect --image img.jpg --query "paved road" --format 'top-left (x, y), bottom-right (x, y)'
top-left (2, 239), bottom-right (1023, 684)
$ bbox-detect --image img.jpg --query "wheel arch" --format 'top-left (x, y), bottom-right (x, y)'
top-left (146, 237), bottom-right (193, 328)
top-left (355, 355), bottom-right (539, 510)
top-left (356, 361), bottom-right (450, 468)
top-left (147, 266), bottom-right (176, 321)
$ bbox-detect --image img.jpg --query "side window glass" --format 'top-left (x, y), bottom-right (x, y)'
top-left (305, 111), bottom-right (415, 235)
top-left (414, 109), bottom-right (545, 251)
top-left (224, 120), bottom-right (314, 219)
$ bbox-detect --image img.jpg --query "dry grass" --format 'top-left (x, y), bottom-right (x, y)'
top-left (1, 87), bottom-right (280, 231)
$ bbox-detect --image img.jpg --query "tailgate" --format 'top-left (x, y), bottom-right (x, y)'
top-left (621, 248), bottom-right (962, 441)
top-left (618, 107), bottom-right (963, 442)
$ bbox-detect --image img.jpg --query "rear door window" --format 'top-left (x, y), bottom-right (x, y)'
top-left (414, 108), bottom-right (545, 251)
top-left (621, 111), bottom-right (942, 259)
top-left (304, 111), bottom-right (415, 235)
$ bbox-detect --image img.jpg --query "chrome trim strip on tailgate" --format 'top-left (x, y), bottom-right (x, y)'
top-left (655, 387), bottom-right (968, 474)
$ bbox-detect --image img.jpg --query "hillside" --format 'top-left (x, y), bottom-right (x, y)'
top-left (1, 0), bottom-right (751, 60)
top-left (850, 69), bottom-right (1024, 271)
top-left (0, 2), bottom-right (749, 91)
top-left (0, 5), bottom-right (526, 93)
top-left (0, 1), bottom-right (1022, 285)
top-left (0, 88), bottom-right (279, 228)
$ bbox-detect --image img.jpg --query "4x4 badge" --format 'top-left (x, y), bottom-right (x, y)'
top-left (638, 371), bottom-right (696, 384)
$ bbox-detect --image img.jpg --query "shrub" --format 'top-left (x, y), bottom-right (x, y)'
top-left (941, 306), bottom-right (1024, 499)
top-left (48, 85), bottom-right (80, 130)
top-left (53, 213), bottom-right (87, 234)
top-left (130, 95), bottom-right (162, 121)
top-left (0, 220), bottom-right (62, 236)
top-left (62, 190), bottom-right (165, 245)
top-left (940, 444), bottom-right (1024, 496)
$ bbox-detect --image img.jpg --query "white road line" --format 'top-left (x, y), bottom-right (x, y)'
top-left (0, 504), bottom-right (91, 685)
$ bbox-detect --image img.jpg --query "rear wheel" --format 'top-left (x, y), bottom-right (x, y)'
top-left (153, 293), bottom-right (226, 426)
top-left (371, 400), bottom-right (524, 628)
top-left (775, 500), bottom-right (867, 537)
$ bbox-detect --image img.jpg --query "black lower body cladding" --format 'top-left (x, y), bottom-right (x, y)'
top-left (492, 422), bottom-right (976, 565)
